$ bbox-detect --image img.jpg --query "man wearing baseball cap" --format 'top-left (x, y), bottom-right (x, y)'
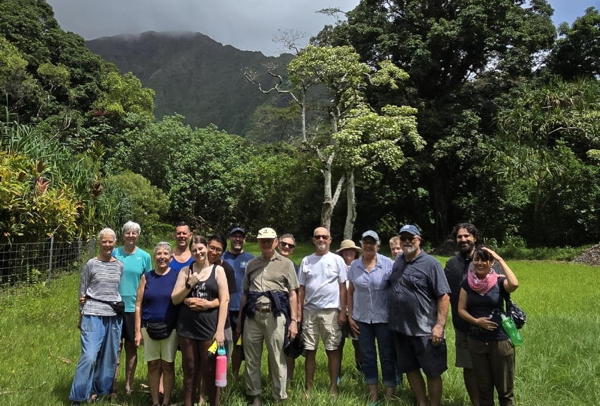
top-left (223, 226), bottom-right (254, 377)
top-left (237, 227), bottom-right (299, 405)
top-left (388, 225), bottom-right (450, 406)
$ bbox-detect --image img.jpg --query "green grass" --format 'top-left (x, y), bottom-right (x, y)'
top-left (1, 255), bottom-right (599, 405)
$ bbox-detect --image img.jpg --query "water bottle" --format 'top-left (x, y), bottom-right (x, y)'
top-left (215, 346), bottom-right (227, 387)
top-left (500, 314), bottom-right (523, 346)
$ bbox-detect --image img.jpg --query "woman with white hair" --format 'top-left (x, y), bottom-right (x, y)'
top-left (134, 242), bottom-right (179, 406)
top-left (112, 221), bottom-right (152, 394)
top-left (69, 228), bottom-right (123, 405)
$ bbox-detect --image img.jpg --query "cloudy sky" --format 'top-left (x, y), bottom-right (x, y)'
top-left (47, 0), bottom-right (599, 56)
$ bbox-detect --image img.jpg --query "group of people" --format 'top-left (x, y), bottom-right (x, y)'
top-left (69, 220), bottom-right (520, 406)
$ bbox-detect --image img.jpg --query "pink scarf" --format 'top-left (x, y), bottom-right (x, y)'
top-left (467, 263), bottom-right (498, 295)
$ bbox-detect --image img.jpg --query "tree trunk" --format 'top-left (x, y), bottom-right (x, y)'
top-left (343, 169), bottom-right (357, 239)
top-left (320, 156), bottom-right (345, 231)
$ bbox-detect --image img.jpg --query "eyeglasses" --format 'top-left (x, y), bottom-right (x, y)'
top-left (313, 235), bottom-right (329, 240)
top-left (208, 245), bottom-right (223, 254)
top-left (399, 235), bottom-right (416, 242)
top-left (280, 242), bottom-right (295, 249)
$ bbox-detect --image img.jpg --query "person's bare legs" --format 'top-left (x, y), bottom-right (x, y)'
top-left (161, 361), bottom-right (175, 406)
top-left (304, 350), bottom-right (316, 393)
top-left (326, 349), bottom-right (340, 395)
top-left (124, 340), bottom-right (138, 393)
top-left (406, 370), bottom-right (428, 406)
top-left (464, 368), bottom-right (480, 406)
top-left (427, 375), bottom-right (442, 406)
top-left (384, 385), bottom-right (395, 400)
top-left (148, 360), bottom-right (161, 405)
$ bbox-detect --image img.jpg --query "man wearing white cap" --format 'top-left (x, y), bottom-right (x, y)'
top-left (237, 227), bottom-right (299, 406)
top-left (298, 226), bottom-right (348, 395)
top-left (388, 224), bottom-right (450, 406)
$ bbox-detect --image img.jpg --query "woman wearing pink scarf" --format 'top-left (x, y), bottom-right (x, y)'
top-left (457, 246), bottom-right (519, 406)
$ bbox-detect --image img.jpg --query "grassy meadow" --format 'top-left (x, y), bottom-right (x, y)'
top-left (0, 246), bottom-right (599, 405)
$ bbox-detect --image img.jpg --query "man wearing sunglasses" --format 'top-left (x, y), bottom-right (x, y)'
top-left (388, 224), bottom-right (450, 406)
top-left (298, 226), bottom-right (348, 395)
top-left (223, 226), bottom-right (254, 378)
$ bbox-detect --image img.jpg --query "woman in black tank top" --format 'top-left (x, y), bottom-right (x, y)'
top-left (172, 235), bottom-right (230, 406)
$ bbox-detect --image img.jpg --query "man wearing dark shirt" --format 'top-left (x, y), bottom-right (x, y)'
top-left (389, 224), bottom-right (450, 406)
top-left (445, 223), bottom-right (501, 406)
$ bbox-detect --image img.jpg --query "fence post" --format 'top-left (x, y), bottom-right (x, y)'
top-left (48, 235), bottom-right (54, 281)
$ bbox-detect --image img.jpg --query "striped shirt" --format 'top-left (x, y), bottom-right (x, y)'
top-left (79, 258), bottom-right (123, 316)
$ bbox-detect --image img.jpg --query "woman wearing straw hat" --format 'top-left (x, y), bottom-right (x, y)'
top-left (336, 239), bottom-right (363, 381)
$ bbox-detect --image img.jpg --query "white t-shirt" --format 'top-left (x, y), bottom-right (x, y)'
top-left (298, 251), bottom-right (347, 310)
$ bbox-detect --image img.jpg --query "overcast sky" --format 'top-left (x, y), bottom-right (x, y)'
top-left (47, 0), bottom-right (599, 56)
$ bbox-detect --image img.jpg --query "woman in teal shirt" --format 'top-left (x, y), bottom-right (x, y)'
top-left (113, 220), bottom-right (152, 394)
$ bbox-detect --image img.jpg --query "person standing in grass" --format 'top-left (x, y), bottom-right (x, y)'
top-left (445, 223), bottom-right (503, 406)
top-left (223, 226), bottom-right (254, 378)
top-left (388, 224), bottom-right (450, 406)
top-left (389, 236), bottom-right (402, 259)
top-left (172, 234), bottom-right (229, 406)
top-left (134, 242), bottom-right (179, 406)
top-left (298, 226), bottom-right (347, 395)
top-left (277, 233), bottom-right (303, 382)
top-left (237, 227), bottom-right (298, 406)
top-left (348, 231), bottom-right (397, 404)
top-left (69, 228), bottom-right (123, 405)
top-left (170, 221), bottom-right (194, 272)
top-left (458, 246), bottom-right (519, 406)
top-left (112, 221), bottom-right (152, 395)
top-left (336, 239), bottom-right (363, 381)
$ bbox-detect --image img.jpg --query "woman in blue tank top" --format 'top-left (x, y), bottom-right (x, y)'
top-left (134, 242), bottom-right (179, 406)
top-left (171, 235), bottom-right (230, 406)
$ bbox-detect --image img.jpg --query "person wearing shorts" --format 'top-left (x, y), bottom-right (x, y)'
top-left (113, 221), bottom-right (152, 394)
top-left (388, 225), bottom-right (450, 406)
top-left (134, 242), bottom-right (179, 406)
top-left (298, 226), bottom-right (347, 395)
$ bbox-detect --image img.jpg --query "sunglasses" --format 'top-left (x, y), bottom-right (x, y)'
top-left (313, 235), bottom-right (329, 240)
top-left (399, 235), bottom-right (417, 242)
top-left (280, 242), bottom-right (295, 249)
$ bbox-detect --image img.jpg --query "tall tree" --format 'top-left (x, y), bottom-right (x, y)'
top-left (546, 7), bottom-right (600, 80)
top-left (314, 0), bottom-right (556, 240)
top-left (246, 45), bottom-right (421, 237)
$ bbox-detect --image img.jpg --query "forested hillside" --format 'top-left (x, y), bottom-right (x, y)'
top-left (87, 32), bottom-right (293, 137)
top-left (1, 0), bottom-right (599, 248)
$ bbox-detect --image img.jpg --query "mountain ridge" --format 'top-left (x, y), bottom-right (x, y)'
top-left (86, 31), bottom-right (293, 135)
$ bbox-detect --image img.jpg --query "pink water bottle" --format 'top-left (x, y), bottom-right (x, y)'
top-left (215, 346), bottom-right (227, 387)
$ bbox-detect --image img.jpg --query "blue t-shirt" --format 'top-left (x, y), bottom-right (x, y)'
top-left (113, 246), bottom-right (152, 312)
top-left (223, 251), bottom-right (254, 311)
top-left (169, 256), bottom-right (194, 273)
top-left (142, 268), bottom-right (180, 327)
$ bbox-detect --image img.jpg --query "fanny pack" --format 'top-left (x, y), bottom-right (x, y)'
top-left (87, 296), bottom-right (124, 315)
top-left (145, 321), bottom-right (173, 340)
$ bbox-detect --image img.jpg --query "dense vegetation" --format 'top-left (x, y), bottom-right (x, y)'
top-left (1, 0), bottom-right (599, 249)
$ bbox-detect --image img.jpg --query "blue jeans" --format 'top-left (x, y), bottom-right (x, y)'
top-left (69, 315), bottom-right (122, 402)
top-left (357, 321), bottom-right (397, 387)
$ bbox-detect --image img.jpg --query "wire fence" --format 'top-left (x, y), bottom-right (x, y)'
top-left (0, 237), bottom-right (96, 287)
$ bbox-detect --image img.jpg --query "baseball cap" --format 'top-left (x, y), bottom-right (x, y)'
top-left (361, 230), bottom-right (380, 243)
top-left (229, 226), bottom-right (246, 236)
top-left (399, 224), bottom-right (421, 236)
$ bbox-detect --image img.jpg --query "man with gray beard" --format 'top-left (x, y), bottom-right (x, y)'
top-left (388, 225), bottom-right (450, 406)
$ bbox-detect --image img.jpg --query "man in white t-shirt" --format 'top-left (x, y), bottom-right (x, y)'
top-left (298, 226), bottom-right (348, 395)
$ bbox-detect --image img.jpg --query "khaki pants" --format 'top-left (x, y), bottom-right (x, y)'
top-left (243, 312), bottom-right (287, 400)
top-left (468, 338), bottom-right (515, 406)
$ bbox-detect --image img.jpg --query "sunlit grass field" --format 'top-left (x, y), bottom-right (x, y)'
top-left (1, 247), bottom-right (599, 405)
